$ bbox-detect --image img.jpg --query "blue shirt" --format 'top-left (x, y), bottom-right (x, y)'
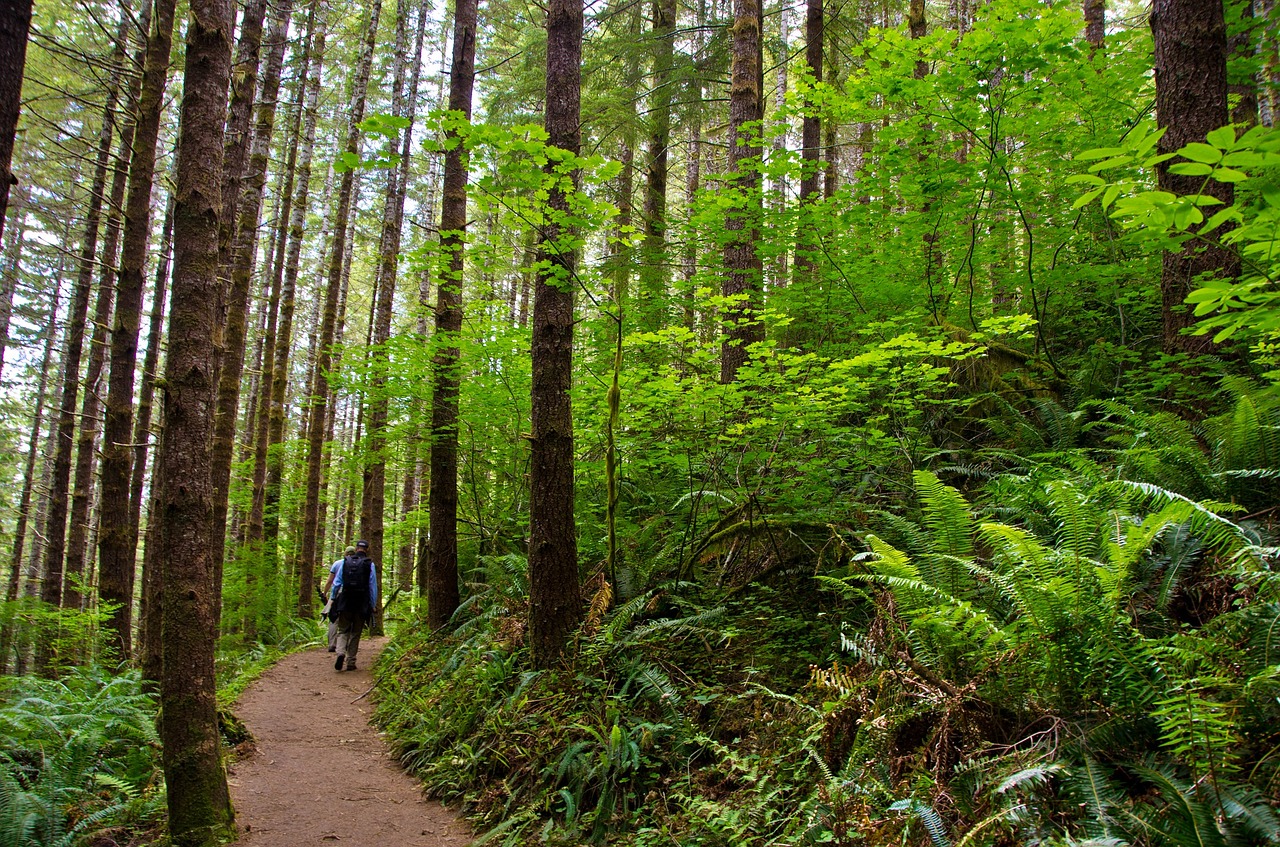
top-left (333, 555), bottom-right (378, 607)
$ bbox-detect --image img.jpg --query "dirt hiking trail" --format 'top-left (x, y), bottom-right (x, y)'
top-left (228, 636), bottom-right (470, 846)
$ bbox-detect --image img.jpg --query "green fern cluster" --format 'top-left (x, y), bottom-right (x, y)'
top-left (828, 468), bottom-right (1280, 845)
top-left (0, 666), bottom-right (164, 846)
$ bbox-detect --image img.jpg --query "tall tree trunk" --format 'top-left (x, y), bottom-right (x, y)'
top-left (823, 22), bottom-right (838, 199)
top-left (426, 0), bottom-right (478, 631)
top-left (794, 0), bottom-right (822, 287)
top-left (157, 0), bottom-right (237, 838)
top-left (99, 0), bottom-right (177, 659)
top-left (362, 0), bottom-right (413, 629)
top-left (129, 200), bottom-right (171, 670)
top-left (640, 0), bottom-right (675, 331)
top-left (298, 0), bottom-right (381, 616)
top-left (38, 22), bottom-right (126, 635)
top-left (0, 0), bottom-right (32, 245)
top-left (247, 0), bottom-right (314, 639)
top-left (0, 205), bottom-right (26, 384)
top-left (65, 95), bottom-right (138, 612)
top-left (266, 4), bottom-right (326, 556)
top-left (2, 271), bottom-right (61, 670)
top-left (720, 0), bottom-right (764, 383)
top-left (1084, 0), bottom-right (1104, 52)
top-left (529, 0), bottom-right (583, 667)
top-left (210, 0), bottom-right (289, 624)
top-left (1152, 0), bottom-right (1235, 355)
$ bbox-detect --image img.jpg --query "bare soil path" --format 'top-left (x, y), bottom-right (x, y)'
top-left (228, 636), bottom-right (470, 847)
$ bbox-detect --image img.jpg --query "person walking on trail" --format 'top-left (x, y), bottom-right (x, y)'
top-left (332, 539), bottom-right (378, 671)
top-left (321, 546), bottom-right (355, 652)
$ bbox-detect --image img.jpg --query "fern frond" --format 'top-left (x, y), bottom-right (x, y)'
top-left (914, 470), bottom-right (975, 559)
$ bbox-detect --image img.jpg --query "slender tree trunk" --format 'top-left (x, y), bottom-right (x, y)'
top-left (362, 0), bottom-right (419, 630)
top-left (66, 19), bottom-right (152, 616)
top-left (247, 0), bottom-right (313, 639)
top-left (299, 0), bottom-right (381, 616)
top-left (529, 0), bottom-right (583, 667)
top-left (157, 0), bottom-right (236, 838)
top-left (0, 206), bottom-right (25, 384)
top-left (0, 0), bottom-right (32, 245)
top-left (209, 0), bottom-right (288, 624)
top-left (794, 0), bottom-right (822, 289)
top-left (38, 26), bottom-right (126, 635)
top-left (1152, 0), bottom-right (1235, 355)
top-left (720, 0), bottom-right (764, 383)
top-left (823, 23), bottom-right (838, 199)
top-left (640, 0), bottom-right (675, 331)
top-left (1084, 0), bottom-right (1104, 52)
top-left (1, 272), bottom-right (61, 670)
top-left (426, 0), bottom-right (478, 631)
top-left (266, 4), bottom-right (326, 556)
top-left (99, 0), bottom-right (177, 659)
top-left (129, 196), bottom-right (172, 614)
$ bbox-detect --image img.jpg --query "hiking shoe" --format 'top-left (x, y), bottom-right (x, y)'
top-left (335, 654), bottom-right (345, 671)
top-left (347, 663), bottom-right (357, 671)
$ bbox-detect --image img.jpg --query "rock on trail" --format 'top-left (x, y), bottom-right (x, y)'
top-left (228, 636), bottom-right (469, 846)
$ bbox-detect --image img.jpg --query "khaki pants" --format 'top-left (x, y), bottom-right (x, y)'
top-left (335, 610), bottom-right (366, 667)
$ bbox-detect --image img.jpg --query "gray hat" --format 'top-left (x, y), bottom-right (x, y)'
top-left (344, 546), bottom-right (356, 555)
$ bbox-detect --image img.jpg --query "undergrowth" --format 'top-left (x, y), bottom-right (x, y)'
top-left (374, 382), bottom-right (1280, 846)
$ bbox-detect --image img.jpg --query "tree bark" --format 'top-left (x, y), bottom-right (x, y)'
top-left (157, 0), bottom-right (237, 838)
top-left (98, 0), bottom-right (177, 659)
top-left (266, 4), bottom-right (326, 558)
top-left (1152, 0), bottom-right (1235, 355)
top-left (209, 0), bottom-right (287, 625)
top-left (298, 0), bottom-right (381, 616)
top-left (529, 0), bottom-right (583, 667)
top-left (1084, 0), bottom-right (1104, 52)
top-left (639, 0), bottom-right (675, 331)
top-left (246, 0), bottom-right (313, 639)
top-left (426, 0), bottom-right (478, 631)
top-left (38, 20), bottom-right (126, 634)
top-left (0, 0), bottom-right (32, 245)
top-left (794, 0), bottom-right (822, 289)
top-left (1, 270), bottom-right (61, 670)
top-left (720, 0), bottom-right (764, 383)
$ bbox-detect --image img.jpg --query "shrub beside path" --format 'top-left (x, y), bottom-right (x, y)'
top-left (228, 636), bottom-right (470, 846)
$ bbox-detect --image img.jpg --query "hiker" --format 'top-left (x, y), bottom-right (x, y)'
top-left (331, 539), bottom-right (378, 671)
top-left (321, 546), bottom-right (355, 652)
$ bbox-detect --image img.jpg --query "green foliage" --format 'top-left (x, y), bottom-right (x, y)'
top-left (0, 667), bottom-right (165, 846)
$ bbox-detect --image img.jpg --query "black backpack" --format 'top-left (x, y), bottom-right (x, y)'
top-left (334, 553), bottom-right (372, 618)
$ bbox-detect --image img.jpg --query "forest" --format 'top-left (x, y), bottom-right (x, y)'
top-left (0, 0), bottom-right (1279, 842)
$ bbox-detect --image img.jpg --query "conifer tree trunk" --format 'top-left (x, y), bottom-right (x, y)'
top-left (99, 0), bottom-right (177, 658)
top-left (38, 26), bottom-right (126, 628)
top-left (720, 0), bottom-right (764, 383)
top-left (299, 0), bottom-right (380, 616)
top-left (362, 0), bottom-right (415, 628)
top-left (2, 273), bottom-right (61, 669)
top-left (1152, 0), bottom-right (1235, 355)
top-left (0, 0), bottom-right (32, 245)
top-left (639, 0), bottom-right (675, 331)
top-left (823, 23), bottom-right (838, 199)
top-left (65, 104), bottom-right (136, 611)
top-left (247, 0), bottom-right (314, 638)
top-left (1084, 0), bottom-right (1104, 52)
top-left (529, 0), bottom-right (583, 667)
top-left (426, 0), bottom-right (478, 631)
top-left (210, 0), bottom-right (289, 622)
top-left (794, 0), bottom-right (822, 287)
top-left (129, 197), bottom-right (172, 583)
top-left (157, 0), bottom-right (236, 837)
top-left (266, 7), bottom-right (326, 556)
